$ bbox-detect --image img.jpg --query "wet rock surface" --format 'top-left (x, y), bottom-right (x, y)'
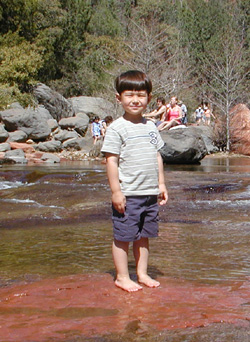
top-left (0, 274), bottom-right (249, 342)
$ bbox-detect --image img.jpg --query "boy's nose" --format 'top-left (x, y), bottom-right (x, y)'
top-left (131, 96), bottom-right (139, 103)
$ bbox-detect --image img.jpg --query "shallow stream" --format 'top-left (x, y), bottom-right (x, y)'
top-left (0, 155), bottom-right (249, 341)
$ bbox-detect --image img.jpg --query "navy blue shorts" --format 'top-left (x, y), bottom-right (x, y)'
top-left (112, 195), bottom-right (159, 242)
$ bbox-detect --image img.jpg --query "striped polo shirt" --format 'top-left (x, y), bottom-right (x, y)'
top-left (101, 116), bottom-right (164, 196)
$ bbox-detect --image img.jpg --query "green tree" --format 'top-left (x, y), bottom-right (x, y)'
top-left (0, 31), bottom-right (44, 108)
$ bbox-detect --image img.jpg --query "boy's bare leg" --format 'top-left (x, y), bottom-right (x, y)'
top-left (133, 237), bottom-right (160, 288)
top-left (112, 239), bottom-right (143, 292)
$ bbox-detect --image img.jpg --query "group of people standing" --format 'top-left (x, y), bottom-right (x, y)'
top-left (194, 103), bottom-right (215, 126)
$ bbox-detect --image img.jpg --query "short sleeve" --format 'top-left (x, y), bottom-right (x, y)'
top-left (101, 126), bottom-right (122, 155)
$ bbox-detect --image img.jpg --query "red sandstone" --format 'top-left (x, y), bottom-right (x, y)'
top-left (0, 274), bottom-right (249, 341)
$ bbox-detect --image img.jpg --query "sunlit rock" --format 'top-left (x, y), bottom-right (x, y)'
top-left (4, 149), bottom-right (27, 164)
top-left (160, 127), bottom-right (209, 164)
top-left (33, 83), bottom-right (74, 121)
top-left (8, 130), bottom-right (28, 143)
top-left (71, 96), bottom-right (116, 119)
top-left (0, 107), bottom-right (51, 141)
top-left (36, 139), bottom-right (62, 152)
top-left (230, 104), bottom-right (250, 156)
top-left (59, 116), bottom-right (89, 136)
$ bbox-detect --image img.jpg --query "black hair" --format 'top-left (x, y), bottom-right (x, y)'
top-left (157, 97), bottom-right (165, 105)
top-left (115, 70), bottom-right (152, 95)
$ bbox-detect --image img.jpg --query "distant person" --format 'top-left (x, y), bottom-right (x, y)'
top-left (101, 70), bottom-right (168, 292)
top-left (91, 116), bottom-right (102, 144)
top-left (143, 97), bottom-right (167, 126)
top-left (157, 96), bottom-right (182, 131)
top-left (101, 115), bottom-right (113, 136)
top-left (203, 102), bottom-right (215, 126)
top-left (179, 100), bottom-right (188, 125)
top-left (194, 105), bottom-right (204, 125)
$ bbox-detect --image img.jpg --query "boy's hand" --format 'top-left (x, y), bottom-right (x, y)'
top-left (112, 191), bottom-right (126, 213)
top-left (158, 184), bottom-right (168, 206)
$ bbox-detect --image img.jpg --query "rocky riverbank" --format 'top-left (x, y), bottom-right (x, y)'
top-left (1, 84), bottom-right (250, 165)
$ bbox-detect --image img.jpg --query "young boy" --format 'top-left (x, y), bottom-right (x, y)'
top-left (101, 70), bottom-right (168, 292)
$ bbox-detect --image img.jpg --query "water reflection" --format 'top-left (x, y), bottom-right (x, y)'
top-left (0, 154), bottom-right (249, 287)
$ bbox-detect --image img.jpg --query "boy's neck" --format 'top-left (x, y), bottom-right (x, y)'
top-left (123, 112), bottom-right (144, 123)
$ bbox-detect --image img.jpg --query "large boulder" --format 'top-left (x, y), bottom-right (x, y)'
top-left (160, 127), bottom-right (208, 164)
top-left (230, 104), bottom-right (250, 156)
top-left (33, 83), bottom-right (74, 120)
top-left (59, 116), bottom-right (89, 136)
top-left (70, 96), bottom-right (116, 120)
top-left (0, 107), bottom-right (51, 141)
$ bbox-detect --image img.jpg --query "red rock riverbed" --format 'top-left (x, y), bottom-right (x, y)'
top-left (0, 274), bottom-right (249, 341)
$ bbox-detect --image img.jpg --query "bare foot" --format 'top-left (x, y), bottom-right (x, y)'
top-left (115, 278), bottom-right (143, 292)
top-left (138, 274), bottom-right (160, 288)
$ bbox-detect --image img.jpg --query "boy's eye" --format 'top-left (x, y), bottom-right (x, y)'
top-left (124, 92), bottom-right (147, 97)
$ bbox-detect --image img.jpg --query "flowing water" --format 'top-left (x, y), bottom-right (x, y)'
top-left (0, 155), bottom-right (249, 342)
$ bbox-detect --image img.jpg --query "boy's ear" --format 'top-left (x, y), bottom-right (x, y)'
top-left (148, 93), bottom-right (152, 104)
top-left (115, 93), bottom-right (121, 103)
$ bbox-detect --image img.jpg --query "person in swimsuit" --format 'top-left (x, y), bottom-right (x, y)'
top-left (157, 96), bottom-right (182, 131)
top-left (203, 102), bottom-right (215, 126)
top-left (143, 97), bottom-right (167, 126)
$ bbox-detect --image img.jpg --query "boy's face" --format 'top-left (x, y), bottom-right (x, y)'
top-left (116, 90), bottom-right (151, 117)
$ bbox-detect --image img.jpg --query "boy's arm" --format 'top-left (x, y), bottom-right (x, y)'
top-left (157, 152), bottom-right (168, 205)
top-left (105, 153), bottom-right (126, 213)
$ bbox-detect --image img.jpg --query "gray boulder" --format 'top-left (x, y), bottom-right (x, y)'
top-left (160, 127), bottom-right (208, 164)
top-left (8, 130), bottom-right (28, 143)
top-left (36, 140), bottom-right (62, 152)
top-left (59, 116), bottom-right (89, 136)
top-left (8, 102), bottom-right (23, 109)
top-left (4, 149), bottom-right (27, 164)
top-left (0, 143), bottom-right (11, 152)
top-left (70, 96), bottom-right (116, 119)
top-left (47, 119), bottom-right (58, 132)
top-left (0, 107), bottom-right (51, 141)
top-left (62, 137), bottom-right (85, 150)
top-left (194, 126), bottom-right (219, 154)
top-left (41, 153), bottom-right (60, 163)
top-left (37, 105), bottom-right (53, 120)
top-left (54, 129), bottom-right (79, 142)
top-left (0, 124), bottom-right (8, 142)
top-left (33, 83), bottom-right (74, 120)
